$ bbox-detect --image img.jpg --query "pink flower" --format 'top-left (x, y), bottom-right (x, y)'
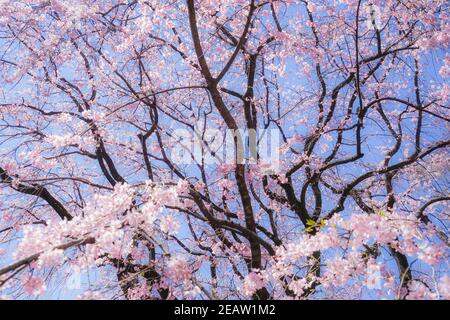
top-left (160, 216), bottom-right (180, 234)
top-left (37, 249), bottom-right (65, 269)
top-left (366, 260), bottom-right (383, 290)
top-left (166, 256), bottom-right (191, 281)
top-left (217, 163), bottom-right (234, 175)
top-left (23, 277), bottom-right (46, 296)
top-left (2, 211), bottom-right (13, 222)
top-left (126, 283), bottom-right (149, 300)
top-left (417, 243), bottom-right (444, 265)
top-left (194, 181), bottom-right (205, 192)
top-left (242, 271), bottom-right (265, 297)
top-left (406, 281), bottom-right (437, 300)
top-left (288, 278), bottom-right (308, 297)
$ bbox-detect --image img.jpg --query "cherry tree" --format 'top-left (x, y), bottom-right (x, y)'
top-left (0, 0), bottom-right (448, 300)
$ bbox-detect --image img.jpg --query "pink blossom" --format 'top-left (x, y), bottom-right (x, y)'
top-left (242, 271), bottom-right (266, 297)
top-left (23, 277), bottom-right (46, 296)
top-left (166, 256), bottom-right (192, 282)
